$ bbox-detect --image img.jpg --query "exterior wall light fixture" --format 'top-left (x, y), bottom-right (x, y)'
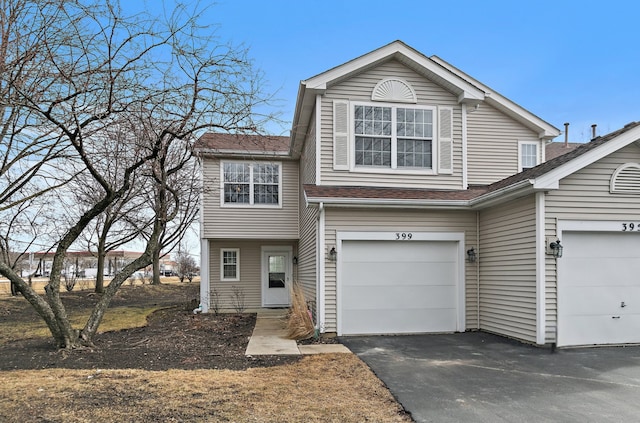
top-left (292, 256), bottom-right (298, 265)
top-left (329, 247), bottom-right (337, 261)
top-left (466, 247), bottom-right (477, 263)
top-left (549, 240), bottom-right (563, 258)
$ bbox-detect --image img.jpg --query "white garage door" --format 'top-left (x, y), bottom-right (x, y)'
top-left (558, 232), bottom-right (640, 346)
top-left (340, 240), bottom-right (459, 335)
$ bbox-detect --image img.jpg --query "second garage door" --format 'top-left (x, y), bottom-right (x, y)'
top-left (340, 240), bottom-right (460, 335)
top-left (558, 231), bottom-right (640, 346)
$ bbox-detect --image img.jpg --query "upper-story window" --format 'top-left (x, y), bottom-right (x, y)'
top-left (222, 161), bottom-right (281, 206)
top-left (518, 141), bottom-right (539, 172)
top-left (353, 104), bottom-right (434, 170)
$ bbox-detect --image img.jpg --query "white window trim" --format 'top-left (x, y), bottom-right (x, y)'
top-left (518, 141), bottom-right (539, 172)
top-left (220, 160), bottom-right (283, 208)
top-left (349, 101), bottom-right (438, 175)
top-left (220, 248), bottom-right (240, 281)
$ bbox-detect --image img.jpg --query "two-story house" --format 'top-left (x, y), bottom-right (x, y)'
top-left (195, 41), bottom-right (640, 348)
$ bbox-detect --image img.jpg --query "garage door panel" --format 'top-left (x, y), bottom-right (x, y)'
top-left (558, 231), bottom-right (640, 346)
top-left (342, 308), bottom-right (457, 335)
top-left (343, 262), bottom-right (456, 287)
top-left (561, 258), bottom-right (640, 287)
top-left (344, 285), bottom-right (457, 310)
top-left (560, 286), bottom-right (640, 315)
top-left (560, 314), bottom-right (640, 346)
top-left (340, 239), bottom-right (460, 335)
top-left (343, 241), bottom-right (457, 262)
top-left (564, 233), bottom-right (640, 258)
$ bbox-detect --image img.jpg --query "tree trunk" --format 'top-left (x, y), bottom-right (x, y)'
top-left (151, 247), bottom-right (161, 285)
top-left (95, 239), bottom-right (106, 293)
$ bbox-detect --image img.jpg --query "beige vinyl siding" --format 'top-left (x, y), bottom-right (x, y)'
top-left (301, 109), bottom-right (317, 185)
top-left (297, 203), bottom-right (318, 316)
top-left (479, 195), bottom-right (537, 343)
top-left (467, 103), bottom-right (540, 185)
top-left (544, 143), bottom-right (640, 343)
top-left (201, 158), bottom-right (299, 239)
top-left (208, 239), bottom-right (297, 310)
top-left (209, 240), bottom-right (263, 310)
top-left (319, 59), bottom-right (464, 189)
top-left (322, 208), bottom-right (478, 333)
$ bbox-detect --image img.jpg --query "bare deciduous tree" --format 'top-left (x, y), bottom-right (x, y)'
top-left (0, 0), bottom-right (278, 348)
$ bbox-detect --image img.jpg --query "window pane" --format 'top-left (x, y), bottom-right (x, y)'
top-left (355, 105), bottom-right (391, 136)
top-left (355, 136), bottom-right (391, 167)
top-left (397, 139), bottom-right (432, 169)
top-left (224, 183), bottom-right (250, 203)
top-left (397, 108), bottom-right (432, 140)
top-left (521, 144), bottom-right (537, 169)
top-left (253, 163), bottom-right (279, 204)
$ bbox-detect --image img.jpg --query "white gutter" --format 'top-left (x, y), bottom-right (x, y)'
top-left (305, 197), bottom-right (470, 209)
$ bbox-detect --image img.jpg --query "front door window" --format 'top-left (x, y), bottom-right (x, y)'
top-left (268, 255), bottom-right (286, 288)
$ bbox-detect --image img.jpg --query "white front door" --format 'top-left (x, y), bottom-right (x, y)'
top-left (261, 247), bottom-right (292, 307)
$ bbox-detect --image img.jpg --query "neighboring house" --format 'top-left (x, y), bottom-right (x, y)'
top-left (194, 40), bottom-right (640, 348)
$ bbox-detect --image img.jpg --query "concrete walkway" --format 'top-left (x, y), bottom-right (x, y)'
top-left (245, 309), bottom-right (351, 356)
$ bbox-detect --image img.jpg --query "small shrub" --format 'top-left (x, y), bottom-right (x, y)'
top-left (63, 274), bottom-right (77, 292)
top-left (210, 289), bottom-right (221, 315)
top-left (230, 286), bottom-right (245, 313)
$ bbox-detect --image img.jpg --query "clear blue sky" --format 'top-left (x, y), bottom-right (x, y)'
top-left (135, 0), bottom-right (639, 142)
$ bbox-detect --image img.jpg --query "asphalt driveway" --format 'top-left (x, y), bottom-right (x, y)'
top-left (341, 332), bottom-right (640, 423)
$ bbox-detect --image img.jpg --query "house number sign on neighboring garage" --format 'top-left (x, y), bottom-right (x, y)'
top-left (621, 223), bottom-right (640, 231)
top-left (395, 232), bottom-right (413, 240)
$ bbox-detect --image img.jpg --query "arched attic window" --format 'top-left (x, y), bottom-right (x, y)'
top-left (610, 163), bottom-right (640, 194)
top-left (371, 78), bottom-right (417, 103)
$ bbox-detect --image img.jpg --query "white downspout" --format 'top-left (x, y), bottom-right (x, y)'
top-left (476, 210), bottom-right (480, 330)
top-left (536, 191), bottom-right (546, 345)
top-left (462, 103), bottom-right (469, 189)
top-left (199, 239), bottom-right (210, 313)
top-left (317, 202), bottom-right (326, 333)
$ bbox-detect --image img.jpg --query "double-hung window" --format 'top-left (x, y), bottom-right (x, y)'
top-left (222, 162), bottom-right (281, 206)
top-left (518, 141), bottom-right (539, 172)
top-left (354, 104), bottom-right (434, 170)
top-left (220, 248), bottom-right (239, 281)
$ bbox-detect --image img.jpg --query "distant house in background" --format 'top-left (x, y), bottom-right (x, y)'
top-left (195, 40), bottom-right (640, 348)
top-left (21, 250), bottom-right (180, 278)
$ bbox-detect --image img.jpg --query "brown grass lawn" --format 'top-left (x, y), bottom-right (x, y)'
top-left (0, 282), bottom-right (412, 422)
top-left (1, 355), bottom-right (410, 422)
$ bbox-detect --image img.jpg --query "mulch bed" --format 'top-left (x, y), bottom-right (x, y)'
top-left (0, 284), bottom-right (301, 371)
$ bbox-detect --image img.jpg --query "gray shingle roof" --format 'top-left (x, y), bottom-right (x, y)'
top-left (194, 133), bottom-right (290, 154)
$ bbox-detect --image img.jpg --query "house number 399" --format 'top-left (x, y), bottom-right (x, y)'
top-left (395, 232), bottom-right (413, 240)
top-left (622, 223), bottom-right (640, 231)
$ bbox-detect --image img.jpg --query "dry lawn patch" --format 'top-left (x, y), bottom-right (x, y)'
top-left (0, 354), bottom-right (411, 422)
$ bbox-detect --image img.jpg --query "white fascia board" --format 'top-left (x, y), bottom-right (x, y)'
top-left (305, 197), bottom-right (469, 209)
top-left (431, 56), bottom-right (560, 140)
top-left (303, 41), bottom-right (485, 102)
top-left (533, 126), bottom-right (640, 190)
top-left (290, 81), bottom-right (323, 148)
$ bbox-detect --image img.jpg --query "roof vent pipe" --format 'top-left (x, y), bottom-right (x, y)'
top-left (591, 124), bottom-right (597, 139)
top-left (564, 122), bottom-right (569, 147)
